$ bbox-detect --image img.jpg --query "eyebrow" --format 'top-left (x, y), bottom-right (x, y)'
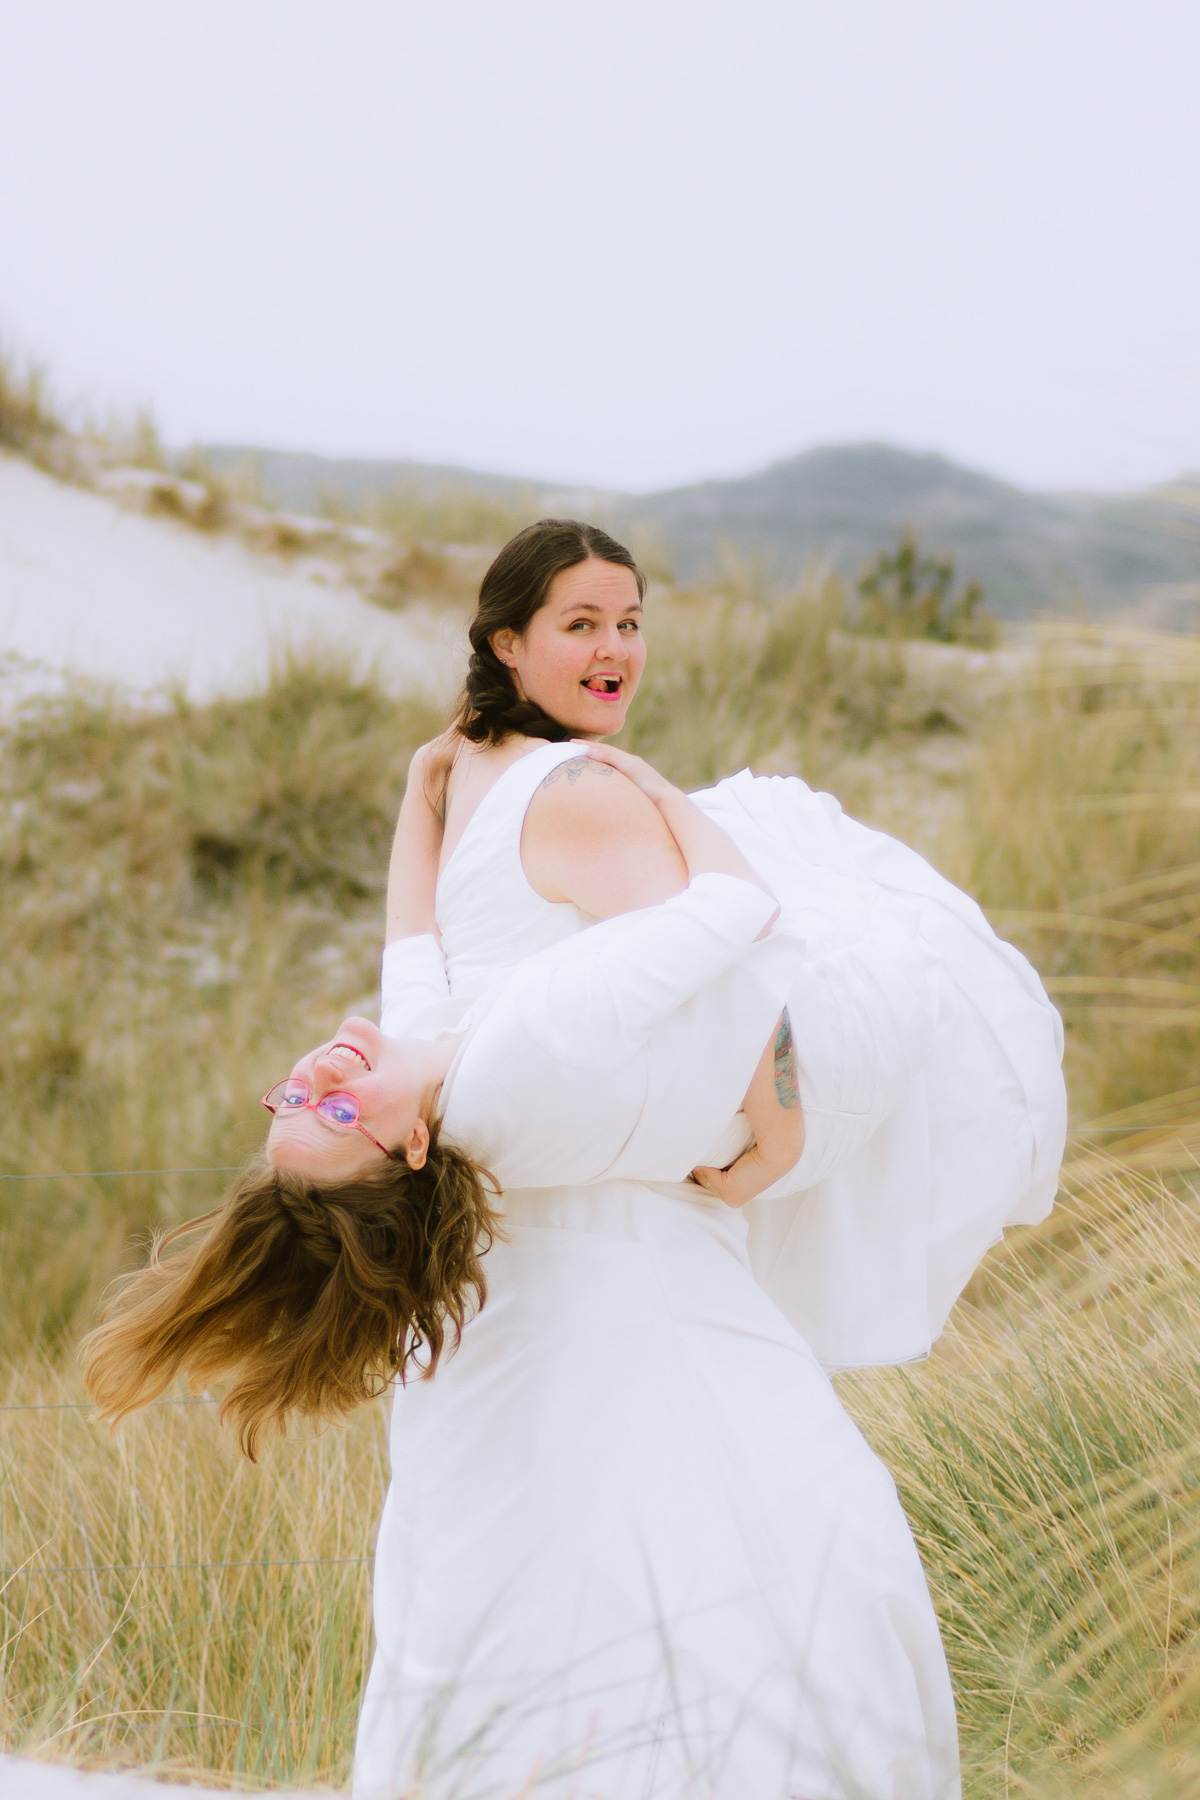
top-left (559, 600), bottom-right (643, 615)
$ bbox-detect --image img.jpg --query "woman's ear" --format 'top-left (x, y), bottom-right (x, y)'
top-left (404, 1118), bottom-right (431, 1171)
top-left (490, 628), bottom-right (518, 670)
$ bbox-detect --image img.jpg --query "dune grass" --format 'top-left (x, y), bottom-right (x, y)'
top-left (1, 607), bottom-right (1198, 1793)
top-left (0, 661), bottom-right (443, 1356)
top-left (846, 1155), bottom-right (1200, 1800)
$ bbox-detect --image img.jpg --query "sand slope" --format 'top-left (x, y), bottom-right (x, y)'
top-left (0, 452), bottom-right (462, 702)
top-left (0, 1758), bottom-right (322, 1797)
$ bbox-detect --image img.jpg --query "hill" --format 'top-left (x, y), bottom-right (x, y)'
top-left (204, 441), bottom-right (1200, 625)
top-left (621, 444), bottom-right (1200, 623)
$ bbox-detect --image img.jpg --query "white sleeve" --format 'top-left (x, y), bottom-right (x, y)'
top-left (524, 873), bottom-right (778, 1067)
top-left (761, 903), bottom-right (936, 1197)
top-left (379, 935), bottom-right (453, 1039)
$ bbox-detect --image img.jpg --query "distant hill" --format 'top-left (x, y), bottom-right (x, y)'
top-left (199, 442), bottom-right (1200, 625)
top-left (620, 445), bottom-right (1200, 625)
top-left (199, 444), bottom-right (547, 511)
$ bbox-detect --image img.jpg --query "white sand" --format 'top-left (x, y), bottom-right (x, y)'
top-left (0, 452), bottom-right (463, 703)
top-left (0, 1758), bottom-right (324, 1798)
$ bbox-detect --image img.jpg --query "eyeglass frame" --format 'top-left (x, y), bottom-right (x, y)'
top-left (261, 1078), bottom-right (404, 1163)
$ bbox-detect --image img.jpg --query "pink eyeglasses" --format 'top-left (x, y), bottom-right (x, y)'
top-left (261, 1079), bottom-right (402, 1162)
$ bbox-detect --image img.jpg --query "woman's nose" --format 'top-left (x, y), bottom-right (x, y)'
top-left (309, 1055), bottom-right (347, 1096)
top-left (596, 626), bottom-right (628, 661)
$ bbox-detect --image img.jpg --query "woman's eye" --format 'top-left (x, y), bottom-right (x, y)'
top-left (282, 1092), bottom-right (306, 1108)
top-left (619, 619), bottom-right (640, 632)
top-left (328, 1102), bottom-right (356, 1123)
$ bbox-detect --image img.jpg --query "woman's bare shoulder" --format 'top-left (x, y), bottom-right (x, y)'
top-left (527, 752), bottom-right (653, 826)
top-left (523, 753), bottom-right (686, 914)
top-left (410, 726), bottom-right (460, 782)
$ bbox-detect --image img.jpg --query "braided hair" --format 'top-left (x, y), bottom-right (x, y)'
top-left (80, 1130), bottom-right (501, 1461)
top-left (455, 519), bottom-right (646, 746)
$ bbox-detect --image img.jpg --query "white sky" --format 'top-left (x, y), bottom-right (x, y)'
top-left (1, 0), bottom-right (1197, 494)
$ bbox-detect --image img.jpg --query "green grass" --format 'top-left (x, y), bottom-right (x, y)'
top-left (1, 601), bottom-right (1198, 1793)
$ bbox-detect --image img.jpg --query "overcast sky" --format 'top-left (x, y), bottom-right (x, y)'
top-left (1, 0), bottom-right (1197, 494)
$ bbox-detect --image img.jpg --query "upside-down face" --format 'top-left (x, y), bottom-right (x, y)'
top-left (264, 1018), bottom-right (429, 1183)
top-left (491, 558), bottom-right (646, 738)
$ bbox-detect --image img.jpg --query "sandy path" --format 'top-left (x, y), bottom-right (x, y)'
top-left (0, 452), bottom-right (463, 703)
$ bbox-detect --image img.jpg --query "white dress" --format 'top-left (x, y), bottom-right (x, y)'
top-left (354, 744), bottom-right (1051, 1800)
top-left (378, 743), bottom-right (1066, 1367)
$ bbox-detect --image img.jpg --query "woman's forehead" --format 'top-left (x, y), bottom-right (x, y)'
top-left (547, 562), bottom-right (642, 611)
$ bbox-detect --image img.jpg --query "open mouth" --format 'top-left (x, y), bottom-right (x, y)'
top-left (582, 673), bottom-right (623, 698)
top-left (329, 1041), bottom-right (371, 1071)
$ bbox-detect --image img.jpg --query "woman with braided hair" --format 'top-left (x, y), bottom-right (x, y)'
top-left (83, 519), bottom-right (1065, 1800)
top-left (85, 759), bottom-right (969, 1800)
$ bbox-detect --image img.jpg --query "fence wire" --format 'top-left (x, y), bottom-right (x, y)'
top-left (0, 1129), bottom-right (1183, 1191)
top-left (0, 1398), bottom-right (212, 1412)
top-left (2, 1557), bottom-right (369, 1576)
top-left (0, 1167), bottom-right (241, 1181)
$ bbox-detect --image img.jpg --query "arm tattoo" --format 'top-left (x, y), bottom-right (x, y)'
top-left (538, 755), bottom-right (614, 791)
top-left (773, 1008), bottom-right (799, 1110)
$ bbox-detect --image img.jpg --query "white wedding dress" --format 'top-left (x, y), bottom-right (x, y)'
top-left (350, 743), bottom-right (1063, 1800)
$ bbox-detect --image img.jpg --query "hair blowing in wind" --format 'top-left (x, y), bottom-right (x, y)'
top-left (80, 1134), bottom-right (501, 1461)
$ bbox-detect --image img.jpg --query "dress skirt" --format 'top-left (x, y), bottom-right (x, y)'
top-left (353, 1182), bottom-right (960, 1800)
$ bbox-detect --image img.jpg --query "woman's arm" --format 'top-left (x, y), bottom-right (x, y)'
top-left (389, 738), bottom-right (694, 938)
top-left (692, 1009), bottom-right (805, 1208)
top-left (385, 735), bottom-right (457, 943)
top-left (387, 734), bottom-right (769, 953)
top-left (580, 744), bottom-right (779, 925)
top-left (521, 753), bottom-right (690, 917)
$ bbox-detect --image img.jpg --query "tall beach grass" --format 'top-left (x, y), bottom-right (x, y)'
top-left (1, 596), bottom-right (1198, 1793)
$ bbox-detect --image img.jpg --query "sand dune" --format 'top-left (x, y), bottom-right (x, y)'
top-left (0, 452), bottom-right (463, 703)
top-left (0, 1757), bottom-right (321, 1797)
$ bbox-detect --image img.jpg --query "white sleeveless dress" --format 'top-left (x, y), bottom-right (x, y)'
top-left (379, 742), bottom-right (1066, 1368)
top-left (354, 745), bottom-right (978, 1800)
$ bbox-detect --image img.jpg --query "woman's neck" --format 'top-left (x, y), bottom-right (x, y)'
top-left (412, 1033), bottom-right (460, 1124)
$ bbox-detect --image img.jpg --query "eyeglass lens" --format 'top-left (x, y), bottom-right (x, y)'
top-left (264, 1080), bottom-right (362, 1126)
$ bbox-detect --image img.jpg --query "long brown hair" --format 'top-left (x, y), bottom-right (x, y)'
top-left (80, 1128), bottom-right (501, 1461)
top-left (455, 518), bottom-right (645, 747)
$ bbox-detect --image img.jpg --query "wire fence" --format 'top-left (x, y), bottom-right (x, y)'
top-left (1, 1558), bottom-right (370, 1576)
top-left (0, 1398), bottom-right (212, 1412)
top-left (0, 1167), bottom-right (241, 1182)
top-left (2, 1130), bottom-right (1192, 1189)
top-left (1, 1391), bottom-right (381, 1583)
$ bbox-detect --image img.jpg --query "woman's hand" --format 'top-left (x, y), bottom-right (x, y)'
top-left (691, 1148), bottom-right (775, 1209)
top-left (691, 1131), bottom-right (803, 1210)
top-left (578, 742), bottom-right (680, 808)
top-left (581, 742), bottom-right (778, 921)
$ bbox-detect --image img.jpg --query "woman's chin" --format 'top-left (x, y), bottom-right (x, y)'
top-left (565, 696), bottom-right (628, 737)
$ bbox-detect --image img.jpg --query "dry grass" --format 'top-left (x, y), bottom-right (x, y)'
top-left (0, 1375), bottom-right (384, 1788)
top-left (1, 601), bottom-right (1199, 1794)
top-left (845, 1156), bottom-right (1200, 1800)
top-left (0, 658), bottom-right (443, 1356)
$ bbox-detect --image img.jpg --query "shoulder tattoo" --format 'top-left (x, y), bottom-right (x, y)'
top-left (773, 1008), bottom-right (799, 1110)
top-left (538, 755), bottom-right (614, 791)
